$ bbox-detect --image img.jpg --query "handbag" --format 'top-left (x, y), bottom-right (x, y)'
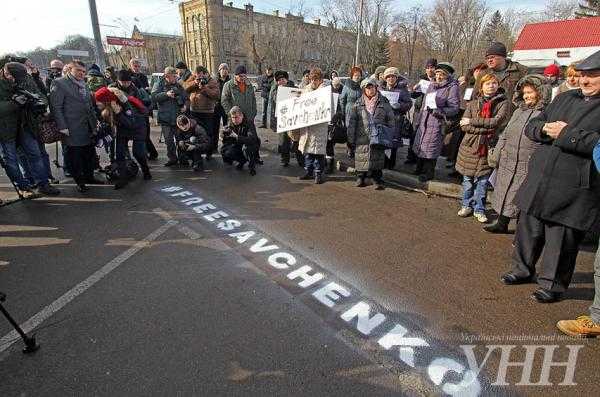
top-left (38, 115), bottom-right (64, 144)
top-left (328, 115), bottom-right (347, 144)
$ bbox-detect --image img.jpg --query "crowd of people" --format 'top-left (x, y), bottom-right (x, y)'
top-left (1, 41), bottom-right (599, 338)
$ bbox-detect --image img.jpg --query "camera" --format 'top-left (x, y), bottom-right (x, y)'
top-left (12, 88), bottom-right (47, 115)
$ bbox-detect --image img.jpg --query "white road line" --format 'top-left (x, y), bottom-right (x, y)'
top-left (0, 220), bottom-right (177, 354)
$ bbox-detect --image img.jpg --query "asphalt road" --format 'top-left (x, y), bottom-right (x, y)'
top-left (0, 125), bottom-right (598, 396)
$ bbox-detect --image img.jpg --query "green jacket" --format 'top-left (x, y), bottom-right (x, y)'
top-left (221, 79), bottom-right (257, 122)
top-left (0, 75), bottom-right (47, 142)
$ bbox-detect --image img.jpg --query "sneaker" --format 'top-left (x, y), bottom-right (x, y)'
top-left (457, 207), bottom-right (473, 217)
top-left (37, 184), bottom-right (60, 196)
top-left (474, 212), bottom-right (488, 223)
top-left (557, 315), bottom-right (600, 338)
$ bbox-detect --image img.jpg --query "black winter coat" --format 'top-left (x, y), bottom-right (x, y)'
top-left (115, 103), bottom-right (147, 141)
top-left (222, 119), bottom-right (259, 150)
top-left (514, 89), bottom-right (600, 232)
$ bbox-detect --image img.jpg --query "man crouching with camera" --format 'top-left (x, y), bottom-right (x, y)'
top-left (221, 106), bottom-right (260, 176)
top-left (0, 62), bottom-right (60, 196)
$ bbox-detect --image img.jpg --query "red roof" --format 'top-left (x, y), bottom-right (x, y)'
top-left (514, 17), bottom-right (600, 51)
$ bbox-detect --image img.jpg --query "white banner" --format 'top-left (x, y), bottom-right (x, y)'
top-left (275, 86), bottom-right (303, 114)
top-left (276, 85), bottom-right (332, 133)
top-left (380, 90), bottom-right (399, 105)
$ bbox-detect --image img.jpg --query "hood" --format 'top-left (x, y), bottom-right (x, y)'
top-left (513, 74), bottom-right (552, 110)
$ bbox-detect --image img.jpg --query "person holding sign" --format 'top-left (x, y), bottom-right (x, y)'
top-left (297, 68), bottom-right (329, 184)
top-left (380, 67), bottom-right (412, 169)
top-left (347, 77), bottom-right (395, 190)
top-left (412, 62), bottom-right (460, 182)
top-left (407, 58), bottom-right (438, 165)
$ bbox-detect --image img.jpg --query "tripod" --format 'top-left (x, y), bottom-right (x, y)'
top-left (0, 292), bottom-right (40, 353)
top-left (0, 153), bottom-right (24, 199)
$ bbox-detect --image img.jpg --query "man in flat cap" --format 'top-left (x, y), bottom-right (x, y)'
top-left (501, 49), bottom-right (600, 304)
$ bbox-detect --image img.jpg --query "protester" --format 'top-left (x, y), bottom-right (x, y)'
top-left (484, 42), bottom-right (528, 112)
top-left (214, 63), bottom-right (231, 139)
top-left (347, 77), bottom-right (395, 190)
top-left (485, 75), bottom-right (548, 234)
top-left (556, 143), bottom-right (600, 337)
top-left (128, 59), bottom-right (149, 90)
top-left (297, 68), bottom-right (329, 184)
top-left (412, 62), bottom-right (461, 182)
top-left (183, 65), bottom-right (220, 160)
top-left (221, 106), bottom-right (260, 176)
top-left (370, 65), bottom-right (387, 88)
top-left (50, 60), bottom-right (101, 192)
top-left (45, 59), bottom-right (64, 92)
top-left (24, 58), bottom-right (47, 96)
top-left (331, 77), bottom-right (343, 94)
top-left (175, 61), bottom-right (192, 84)
top-left (500, 49), bottom-right (600, 304)
top-left (330, 70), bottom-right (339, 80)
top-left (298, 69), bottom-right (310, 89)
top-left (86, 64), bottom-right (107, 93)
top-left (380, 67), bottom-right (412, 169)
top-left (408, 58), bottom-right (438, 165)
top-left (269, 70), bottom-right (302, 167)
top-left (175, 114), bottom-right (211, 172)
top-left (557, 63), bottom-right (580, 94)
top-left (0, 62), bottom-right (59, 196)
top-left (455, 72), bottom-right (510, 223)
top-left (325, 76), bottom-right (345, 173)
top-left (340, 66), bottom-right (363, 159)
top-left (258, 66), bottom-right (274, 128)
top-left (95, 86), bottom-right (151, 189)
top-left (151, 66), bottom-right (187, 167)
top-left (221, 65), bottom-right (257, 125)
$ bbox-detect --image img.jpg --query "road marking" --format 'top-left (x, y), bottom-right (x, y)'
top-left (0, 220), bottom-right (176, 354)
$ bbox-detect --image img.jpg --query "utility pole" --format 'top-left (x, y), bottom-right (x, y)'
top-left (354, 0), bottom-right (364, 66)
top-left (88, 0), bottom-right (106, 68)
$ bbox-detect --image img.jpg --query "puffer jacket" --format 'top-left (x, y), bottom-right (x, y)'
top-left (456, 90), bottom-right (510, 177)
top-left (347, 94), bottom-right (395, 172)
top-left (339, 79), bottom-right (362, 126)
top-left (297, 83), bottom-right (329, 155)
top-left (182, 75), bottom-right (220, 114)
top-left (151, 77), bottom-right (186, 126)
top-left (492, 75), bottom-right (549, 217)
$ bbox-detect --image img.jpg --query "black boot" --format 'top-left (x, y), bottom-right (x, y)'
top-left (356, 173), bottom-right (367, 187)
top-left (193, 158), bottom-right (204, 172)
top-left (483, 215), bottom-right (510, 234)
top-left (325, 158), bottom-right (335, 174)
top-left (413, 158), bottom-right (424, 175)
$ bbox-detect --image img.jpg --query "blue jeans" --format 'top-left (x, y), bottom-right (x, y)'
top-left (0, 130), bottom-right (49, 189)
top-left (18, 139), bottom-right (54, 183)
top-left (461, 175), bottom-right (489, 214)
top-left (305, 153), bottom-right (325, 175)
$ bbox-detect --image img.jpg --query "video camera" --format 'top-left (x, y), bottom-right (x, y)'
top-left (12, 88), bottom-right (47, 116)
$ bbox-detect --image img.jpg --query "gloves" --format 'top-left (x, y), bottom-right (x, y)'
top-left (107, 87), bottom-right (128, 103)
top-left (60, 129), bottom-right (70, 136)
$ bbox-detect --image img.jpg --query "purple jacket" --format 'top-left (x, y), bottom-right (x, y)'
top-left (412, 78), bottom-right (460, 159)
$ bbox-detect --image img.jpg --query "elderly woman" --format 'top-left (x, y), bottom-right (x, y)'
top-left (381, 67), bottom-right (412, 169)
top-left (347, 77), bottom-right (395, 190)
top-left (456, 72), bottom-right (510, 223)
top-left (297, 68), bottom-right (329, 184)
top-left (412, 62), bottom-right (461, 182)
top-left (557, 63), bottom-right (581, 94)
top-left (484, 75), bottom-right (548, 233)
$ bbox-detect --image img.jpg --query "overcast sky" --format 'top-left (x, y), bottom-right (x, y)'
top-left (1, 0), bottom-right (548, 55)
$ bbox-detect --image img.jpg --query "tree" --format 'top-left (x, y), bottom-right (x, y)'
top-left (576, 0), bottom-right (600, 17)
top-left (482, 11), bottom-right (504, 45)
top-left (544, 0), bottom-right (578, 20)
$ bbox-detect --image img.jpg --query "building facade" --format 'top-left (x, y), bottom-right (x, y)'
top-left (107, 26), bottom-right (185, 73)
top-left (179, 1), bottom-right (357, 77)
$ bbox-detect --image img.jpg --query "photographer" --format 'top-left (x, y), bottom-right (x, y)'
top-left (151, 67), bottom-right (186, 167)
top-left (175, 114), bottom-right (211, 172)
top-left (221, 106), bottom-right (259, 176)
top-left (0, 62), bottom-right (59, 196)
top-left (182, 65), bottom-right (220, 160)
top-left (50, 60), bottom-right (101, 193)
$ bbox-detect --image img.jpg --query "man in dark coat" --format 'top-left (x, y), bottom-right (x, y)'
top-left (50, 60), bottom-right (101, 192)
top-left (127, 59), bottom-right (157, 160)
top-left (501, 49), bottom-right (600, 303)
top-left (258, 66), bottom-right (274, 128)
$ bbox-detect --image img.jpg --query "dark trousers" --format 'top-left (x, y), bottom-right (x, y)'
top-left (416, 157), bottom-right (436, 179)
top-left (326, 140), bottom-right (335, 158)
top-left (145, 118), bottom-right (158, 159)
top-left (191, 112), bottom-right (216, 155)
top-left (213, 105), bottom-right (227, 150)
top-left (279, 133), bottom-right (304, 166)
top-left (407, 134), bottom-right (417, 161)
top-left (261, 97), bottom-right (269, 126)
top-left (222, 144), bottom-right (258, 169)
top-left (511, 213), bottom-right (586, 293)
top-left (358, 169), bottom-right (383, 182)
top-left (384, 148), bottom-right (398, 170)
top-left (116, 138), bottom-right (148, 173)
top-left (67, 145), bottom-right (95, 185)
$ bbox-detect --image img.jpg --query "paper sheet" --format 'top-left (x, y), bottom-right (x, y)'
top-left (463, 88), bottom-right (474, 101)
top-left (551, 86), bottom-right (559, 101)
top-left (418, 79), bottom-right (431, 93)
top-left (425, 92), bottom-right (437, 109)
top-left (380, 90), bottom-right (400, 105)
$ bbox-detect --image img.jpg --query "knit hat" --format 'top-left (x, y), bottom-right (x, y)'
top-left (543, 64), bottom-right (560, 78)
top-left (218, 63), bottom-right (229, 71)
top-left (4, 62), bottom-right (28, 83)
top-left (383, 67), bottom-right (400, 79)
top-left (485, 42), bottom-right (507, 58)
top-left (234, 65), bottom-right (247, 75)
top-left (117, 69), bottom-right (132, 81)
top-left (360, 77), bottom-right (378, 90)
top-left (425, 58), bottom-right (438, 68)
top-left (435, 62), bottom-right (455, 76)
top-left (274, 70), bottom-right (289, 81)
top-left (94, 86), bottom-right (118, 103)
top-left (175, 61), bottom-right (187, 69)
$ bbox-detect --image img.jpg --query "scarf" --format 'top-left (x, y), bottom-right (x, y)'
top-left (476, 97), bottom-right (495, 158)
top-left (364, 93), bottom-right (378, 115)
top-left (68, 73), bottom-right (88, 99)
